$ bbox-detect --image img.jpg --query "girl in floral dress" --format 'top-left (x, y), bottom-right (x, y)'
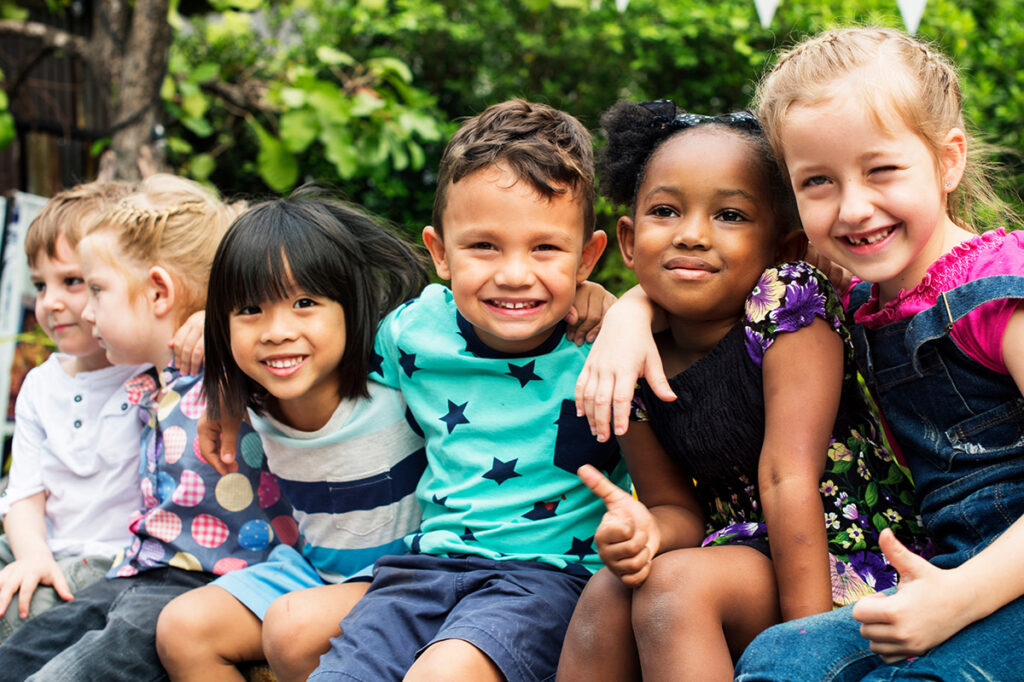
top-left (556, 100), bottom-right (925, 682)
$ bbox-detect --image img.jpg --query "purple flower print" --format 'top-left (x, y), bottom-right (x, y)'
top-left (745, 270), bottom-right (785, 323)
top-left (848, 550), bottom-right (897, 591)
top-left (745, 327), bottom-right (769, 366)
top-left (771, 281), bottom-right (826, 332)
top-left (778, 261), bottom-right (810, 279)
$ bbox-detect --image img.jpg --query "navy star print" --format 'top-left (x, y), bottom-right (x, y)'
top-left (432, 494), bottom-right (448, 507)
top-left (506, 360), bottom-right (542, 388)
top-left (369, 350), bottom-right (383, 377)
top-left (398, 348), bottom-right (420, 377)
top-left (439, 400), bottom-right (470, 434)
top-left (461, 527), bottom-right (477, 542)
top-left (482, 457), bottom-right (521, 485)
top-left (523, 499), bottom-right (560, 520)
top-left (567, 536), bottom-right (595, 560)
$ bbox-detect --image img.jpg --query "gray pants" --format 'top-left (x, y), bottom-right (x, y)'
top-left (0, 535), bottom-right (112, 642)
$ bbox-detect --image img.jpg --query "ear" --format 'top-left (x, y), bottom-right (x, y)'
top-left (616, 216), bottom-right (637, 269)
top-left (421, 226), bottom-right (451, 281)
top-left (575, 229), bottom-right (608, 283)
top-left (939, 127), bottom-right (967, 193)
top-left (776, 231), bottom-right (809, 264)
top-left (147, 266), bottom-right (177, 319)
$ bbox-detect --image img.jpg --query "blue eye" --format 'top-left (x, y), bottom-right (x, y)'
top-left (803, 176), bottom-right (829, 187)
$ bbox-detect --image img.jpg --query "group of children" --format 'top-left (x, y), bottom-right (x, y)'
top-left (0, 24), bottom-right (1021, 682)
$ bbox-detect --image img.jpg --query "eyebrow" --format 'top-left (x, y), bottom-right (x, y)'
top-left (645, 185), bottom-right (759, 203)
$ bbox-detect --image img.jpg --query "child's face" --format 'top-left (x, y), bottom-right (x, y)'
top-left (424, 165), bottom-right (605, 354)
top-left (620, 129), bottom-right (779, 324)
top-left (229, 289), bottom-right (346, 429)
top-left (29, 235), bottom-right (108, 368)
top-left (780, 92), bottom-right (964, 300)
top-left (79, 232), bottom-right (152, 366)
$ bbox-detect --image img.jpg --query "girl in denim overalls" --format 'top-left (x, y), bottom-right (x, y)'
top-left (729, 27), bottom-right (1024, 681)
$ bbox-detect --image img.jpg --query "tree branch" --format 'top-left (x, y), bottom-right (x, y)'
top-left (0, 20), bottom-right (91, 62)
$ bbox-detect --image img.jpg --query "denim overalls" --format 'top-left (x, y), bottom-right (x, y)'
top-left (848, 275), bottom-right (1024, 569)
top-left (737, 275), bottom-right (1024, 681)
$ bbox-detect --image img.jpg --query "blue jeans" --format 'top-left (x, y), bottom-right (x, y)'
top-left (0, 536), bottom-right (112, 643)
top-left (735, 588), bottom-right (1024, 681)
top-left (0, 567), bottom-right (212, 682)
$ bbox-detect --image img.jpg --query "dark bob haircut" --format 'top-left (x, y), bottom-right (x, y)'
top-left (204, 185), bottom-right (428, 420)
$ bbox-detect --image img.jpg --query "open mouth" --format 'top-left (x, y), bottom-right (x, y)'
top-left (262, 356), bottom-right (305, 369)
top-left (844, 225), bottom-right (895, 246)
top-left (488, 300), bottom-right (540, 310)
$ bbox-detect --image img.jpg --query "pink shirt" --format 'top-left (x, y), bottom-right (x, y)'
top-left (848, 228), bottom-right (1024, 374)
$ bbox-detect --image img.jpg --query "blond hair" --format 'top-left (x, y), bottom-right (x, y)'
top-left (88, 174), bottom-right (245, 322)
top-left (25, 181), bottom-right (134, 266)
top-left (755, 26), bottom-right (1017, 232)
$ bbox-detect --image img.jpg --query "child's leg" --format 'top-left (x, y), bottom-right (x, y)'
top-left (406, 638), bottom-right (504, 682)
top-left (157, 584), bottom-right (263, 682)
top-left (556, 567), bottom-right (639, 682)
top-left (262, 581), bottom-right (369, 682)
top-left (632, 545), bottom-right (780, 682)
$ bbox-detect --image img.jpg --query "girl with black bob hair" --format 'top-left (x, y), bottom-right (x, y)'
top-left (157, 185), bottom-right (429, 681)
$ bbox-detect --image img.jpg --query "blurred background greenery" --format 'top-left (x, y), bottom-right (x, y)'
top-left (3, 0), bottom-right (1022, 292)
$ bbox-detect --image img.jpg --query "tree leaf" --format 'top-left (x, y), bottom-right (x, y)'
top-left (248, 117), bottom-right (298, 192)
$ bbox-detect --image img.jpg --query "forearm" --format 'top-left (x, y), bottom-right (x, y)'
top-left (4, 494), bottom-right (53, 562)
top-left (649, 504), bottom-right (706, 554)
top-left (761, 480), bottom-right (831, 620)
top-left (941, 514), bottom-right (1024, 627)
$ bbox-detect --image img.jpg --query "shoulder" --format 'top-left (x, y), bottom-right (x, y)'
top-left (743, 262), bottom-right (844, 364)
top-left (379, 283), bottom-right (453, 334)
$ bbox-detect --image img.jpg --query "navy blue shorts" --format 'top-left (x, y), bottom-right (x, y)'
top-left (309, 553), bottom-right (589, 682)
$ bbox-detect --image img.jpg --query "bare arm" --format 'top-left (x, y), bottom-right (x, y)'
top-left (0, 493), bottom-right (73, 618)
top-left (575, 285), bottom-right (674, 442)
top-left (759, 317), bottom-right (839, 620)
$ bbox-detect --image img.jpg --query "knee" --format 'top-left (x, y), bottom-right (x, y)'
top-left (631, 553), bottom-right (702, 638)
top-left (263, 593), bottom-right (334, 677)
top-left (566, 569), bottom-right (631, 650)
top-left (156, 594), bottom-right (202, 668)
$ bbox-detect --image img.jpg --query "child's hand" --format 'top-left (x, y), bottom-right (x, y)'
top-left (198, 412), bottom-right (241, 475)
top-left (852, 529), bottom-right (971, 662)
top-left (170, 310), bottom-right (205, 375)
top-left (578, 464), bottom-right (660, 587)
top-left (780, 233), bottom-right (852, 296)
top-left (0, 555), bottom-right (73, 619)
top-left (564, 281), bottom-right (616, 346)
top-left (575, 291), bottom-right (675, 443)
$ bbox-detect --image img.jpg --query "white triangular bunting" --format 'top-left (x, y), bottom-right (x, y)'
top-left (897, 0), bottom-right (927, 34)
top-left (754, 0), bottom-right (780, 28)
top-left (615, 0), bottom-right (629, 12)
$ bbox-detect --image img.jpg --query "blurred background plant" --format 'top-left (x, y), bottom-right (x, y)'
top-left (2, 0), bottom-right (1022, 292)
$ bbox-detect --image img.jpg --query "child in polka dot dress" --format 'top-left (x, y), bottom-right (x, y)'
top-left (0, 174), bottom-right (293, 682)
top-left (157, 188), bottom-right (429, 682)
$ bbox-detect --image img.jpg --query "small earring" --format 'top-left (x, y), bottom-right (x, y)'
top-left (944, 181), bottom-right (953, 190)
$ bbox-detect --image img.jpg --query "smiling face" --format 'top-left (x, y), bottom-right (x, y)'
top-left (620, 128), bottom-right (780, 328)
top-left (29, 235), bottom-right (109, 373)
top-left (423, 165), bottom-right (605, 354)
top-left (780, 91), bottom-right (967, 302)
top-left (228, 286), bottom-right (346, 431)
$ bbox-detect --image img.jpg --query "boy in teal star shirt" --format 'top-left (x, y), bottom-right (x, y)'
top-left (311, 99), bottom-right (630, 682)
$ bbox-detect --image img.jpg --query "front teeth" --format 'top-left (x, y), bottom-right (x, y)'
top-left (491, 300), bottom-right (537, 310)
top-left (265, 357), bottom-right (303, 369)
top-left (846, 226), bottom-right (894, 246)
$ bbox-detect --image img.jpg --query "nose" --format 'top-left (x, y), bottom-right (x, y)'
top-left (494, 251), bottom-right (534, 288)
top-left (81, 298), bottom-right (95, 324)
top-left (672, 215), bottom-right (711, 250)
top-left (837, 182), bottom-right (873, 226)
top-left (39, 288), bottom-right (65, 313)
top-left (260, 306), bottom-right (298, 343)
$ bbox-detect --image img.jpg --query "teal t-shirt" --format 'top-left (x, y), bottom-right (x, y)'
top-left (371, 284), bottom-right (629, 575)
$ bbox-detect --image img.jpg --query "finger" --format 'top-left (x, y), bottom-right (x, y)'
top-left (611, 389), bottom-right (633, 438)
top-left (18, 577), bottom-right (38, 618)
top-left (575, 366), bottom-right (592, 418)
top-left (596, 519), bottom-right (644, 556)
top-left (578, 465), bottom-right (632, 509)
top-left (645, 360), bottom-right (677, 404)
top-left (618, 561), bottom-right (651, 588)
top-left (188, 342), bottom-right (204, 375)
top-left (50, 568), bottom-right (74, 602)
top-left (590, 372), bottom-right (617, 443)
top-left (604, 544), bottom-right (652, 575)
top-left (851, 591), bottom-right (892, 625)
top-left (0, 579), bottom-right (16, 617)
top-left (878, 528), bottom-right (930, 580)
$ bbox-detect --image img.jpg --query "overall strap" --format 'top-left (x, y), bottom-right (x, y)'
top-left (848, 281), bottom-right (873, 315)
top-left (906, 275), bottom-right (1024, 373)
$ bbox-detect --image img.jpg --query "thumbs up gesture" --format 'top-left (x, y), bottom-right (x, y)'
top-left (852, 528), bottom-right (970, 662)
top-left (578, 464), bottom-right (661, 587)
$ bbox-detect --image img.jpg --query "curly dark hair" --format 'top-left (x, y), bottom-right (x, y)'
top-left (597, 99), bottom-right (797, 232)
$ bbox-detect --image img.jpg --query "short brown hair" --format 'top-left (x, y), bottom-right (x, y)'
top-left (432, 99), bottom-right (595, 239)
top-left (24, 181), bottom-right (134, 266)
